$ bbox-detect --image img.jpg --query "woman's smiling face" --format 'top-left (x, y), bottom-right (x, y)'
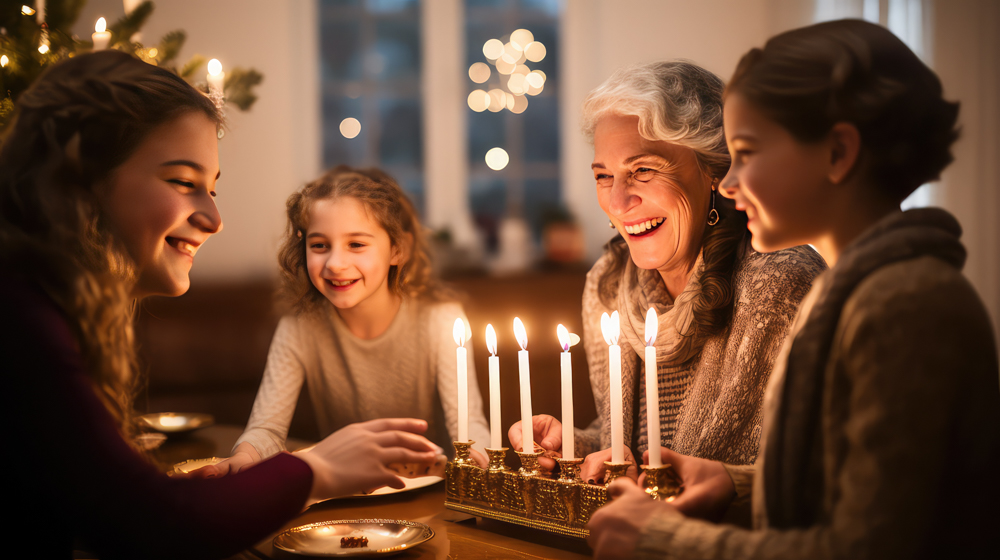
top-left (592, 114), bottom-right (713, 275)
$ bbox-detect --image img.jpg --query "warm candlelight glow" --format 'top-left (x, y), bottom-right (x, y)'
top-left (1, 55), bottom-right (8, 68)
top-left (468, 62), bottom-right (491, 83)
top-left (467, 90), bottom-right (490, 112)
top-left (95, 17), bottom-right (107, 33)
top-left (38, 43), bottom-right (49, 54)
top-left (160, 415), bottom-right (186, 427)
top-left (21, 5), bottom-right (35, 16)
top-left (483, 39), bottom-right (504, 60)
top-left (601, 310), bottom-right (620, 345)
top-left (339, 118), bottom-right (361, 139)
top-left (557, 324), bottom-right (571, 352)
top-left (453, 318), bottom-right (467, 347)
top-left (208, 58), bottom-right (222, 76)
top-left (524, 41), bottom-right (547, 62)
top-left (645, 307), bottom-right (658, 346)
top-left (486, 324), bottom-right (497, 356)
top-left (513, 317), bottom-right (528, 350)
top-left (510, 29), bottom-right (534, 50)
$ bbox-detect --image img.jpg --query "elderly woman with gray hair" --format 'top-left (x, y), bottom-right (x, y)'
top-left (510, 61), bottom-right (826, 491)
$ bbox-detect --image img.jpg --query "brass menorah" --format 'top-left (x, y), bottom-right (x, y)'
top-left (444, 441), bottom-right (682, 539)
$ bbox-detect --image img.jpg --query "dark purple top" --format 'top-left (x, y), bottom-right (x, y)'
top-left (1, 274), bottom-right (313, 559)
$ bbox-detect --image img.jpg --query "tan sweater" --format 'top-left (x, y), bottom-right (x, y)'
top-left (235, 299), bottom-right (491, 458)
top-left (634, 209), bottom-right (1000, 559)
top-left (577, 242), bottom-right (826, 465)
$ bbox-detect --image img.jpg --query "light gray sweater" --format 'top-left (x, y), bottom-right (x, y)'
top-left (235, 298), bottom-right (490, 458)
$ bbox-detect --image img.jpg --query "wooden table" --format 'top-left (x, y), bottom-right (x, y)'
top-left (156, 425), bottom-right (593, 559)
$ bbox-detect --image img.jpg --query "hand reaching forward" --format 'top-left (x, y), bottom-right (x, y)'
top-left (296, 418), bottom-right (442, 502)
top-left (507, 414), bottom-right (563, 471)
top-left (642, 447), bottom-right (735, 521)
top-left (587, 478), bottom-right (679, 559)
top-left (185, 442), bottom-right (261, 479)
top-left (580, 447), bottom-right (638, 484)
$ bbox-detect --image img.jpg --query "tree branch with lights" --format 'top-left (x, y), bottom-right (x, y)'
top-left (0, 0), bottom-right (262, 129)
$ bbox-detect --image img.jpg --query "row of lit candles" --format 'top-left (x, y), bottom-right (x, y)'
top-left (452, 307), bottom-right (664, 468)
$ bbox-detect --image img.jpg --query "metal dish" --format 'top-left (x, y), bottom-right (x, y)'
top-left (273, 519), bottom-right (434, 557)
top-left (172, 457), bottom-right (224, 475)
top-left (139, 412), bottom-right (214, 433)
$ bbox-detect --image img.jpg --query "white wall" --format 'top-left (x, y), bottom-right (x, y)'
top-left (77, 0), bottom-right (323, 282)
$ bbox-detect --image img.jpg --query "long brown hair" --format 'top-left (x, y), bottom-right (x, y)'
top-left (0, 52), bottom-right (223, 434)
top-left (582, 61), bottom-right (749, 342)
top-left (278, 165), bottom-right (448, 314)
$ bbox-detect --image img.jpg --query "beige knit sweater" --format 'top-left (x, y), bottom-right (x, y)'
top-left (234, 299), bottom-right (491, 458)
top-left (577, 241), bottom-right (826, 465)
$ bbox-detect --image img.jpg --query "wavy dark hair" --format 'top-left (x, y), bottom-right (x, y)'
top-left (582, 61), bottom-right (749, 343)
top-left (278, 165), bottom-right (448, 314)
top-left (726, 19), bottom-right (960, 201)
top-left (0, 51), bottom-right (223, 434)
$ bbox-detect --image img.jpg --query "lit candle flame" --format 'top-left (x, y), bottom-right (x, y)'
top-left (453, 318), bottom-right (467, 347)
top-left (208, 58), bottom-right (223, 76)
top-left (22, 5), bottom-right (35, 16)
top-left (601, 310), bottom-right (620, 346)
top-left (557, 324), bottom-right (571, 352)
top-left (95, 17), bottom-right (106, 33)
top-left (1, 55), bottom-right (8, 68)
top-left (513, 317), bottom-right (528, 351)
top-left (485, 324), bottom-right (497, 356)
top-left (645, 307), bottom-right (658, 346)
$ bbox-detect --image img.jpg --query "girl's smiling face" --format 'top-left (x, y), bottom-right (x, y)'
top-left (101, 111), bottom-right (223, 298)
top-left (720, 93), bottom-right (833, 253)
top-left (305, 196), bottom-right (401, 312)
top-left (592, 114), bottom-right (713, 276)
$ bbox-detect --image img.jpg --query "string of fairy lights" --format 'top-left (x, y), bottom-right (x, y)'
top-left (335, 27), bottom-right (548, 173)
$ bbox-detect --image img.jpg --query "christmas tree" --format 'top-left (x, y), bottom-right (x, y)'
top-left (0, 0), bottom-right (262, 129)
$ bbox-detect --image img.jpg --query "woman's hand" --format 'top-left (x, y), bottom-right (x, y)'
top-left (297, 418), bottom-right (442, 501)
top-left (508, 414), bottom-right (563, 471)
top-left (184, 442), bottom-right (261, 478)
top-left (587, 478), bottom-right (679, 559)
top-left (580, 447), bottom-right (638, 484)
top-left (642, 447), bottom-right (735, 521)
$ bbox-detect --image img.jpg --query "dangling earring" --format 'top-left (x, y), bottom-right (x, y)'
top-left (609, 219), bottom-right (616, 229)
top-left (707, 179), bottom-right (720, 226)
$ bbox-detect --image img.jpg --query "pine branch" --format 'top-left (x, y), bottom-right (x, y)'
top-left (223, 67), bottom-right (263, 111)
top-left (156, 30), bottom-right (185, 66)
top-left (109, 1), bottom-right (153, 47)
top-left (179, 55), bottom-right (206, 80)
top-left (45, 0), bottom-right (86, 35)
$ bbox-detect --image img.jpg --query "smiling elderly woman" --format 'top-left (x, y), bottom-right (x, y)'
top-left (511, 61), bottom-right (826, 487)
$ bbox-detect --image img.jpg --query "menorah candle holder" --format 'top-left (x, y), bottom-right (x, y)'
top-left (445, 442), bottom-right (682, 539)
top-left (640, 464), bottom-right (684, 501)
top-left (603, 461), bottom-right (632, 486)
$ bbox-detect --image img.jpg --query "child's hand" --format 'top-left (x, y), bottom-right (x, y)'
top-left (508, 414), bottom-right (564, 471)
top-left (297, 418), bottom-right (442, 501)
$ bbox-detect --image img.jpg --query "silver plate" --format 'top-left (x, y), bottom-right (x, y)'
top-left (139, 412), bottom-right (214, 433)
top-left (273, 519), bottom-right (434, 557)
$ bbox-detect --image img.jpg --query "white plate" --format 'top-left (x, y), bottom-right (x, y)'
top-left (359, 475), bottom-right (442, 497)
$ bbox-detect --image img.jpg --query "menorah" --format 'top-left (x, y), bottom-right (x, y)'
top-left (444, 441), bottom-right (682, 539)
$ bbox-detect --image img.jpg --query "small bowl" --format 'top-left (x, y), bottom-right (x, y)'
top-left (139, 412), bottom-right (214, 434)
top-left (273, 519), bottom-right (434, 556)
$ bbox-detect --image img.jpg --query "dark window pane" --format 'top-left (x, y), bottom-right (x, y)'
top-left (524, 178), bottom-right (561, 238)
top-left (373, 21), bottom-right (421, 80)
top-left (518, 0), bottom-right (561, 17)
top-left (470, 176), bottom-right (507, 251)
top-left (466, 0), bottom-right (510, 9)
top-left (524, 96), bottom-right (558, 162)
top-left (468, 110), bottom-right (506, 165)
top-left (379, 98), bottom-right (422, 166)
top-left (524, 22), bottom-right (558, 77)
top-left (366, 0), bottom-right (418, 14)
top-left (385, 169), bottom-right (424, 216)
top-left (320, 22), bottom-right (363, 81)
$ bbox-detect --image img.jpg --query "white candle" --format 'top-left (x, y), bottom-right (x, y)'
top-left (485, 324), bottom-right (501, 449)
top-left (36, 0), bottom-right (45, 25)
top-left (513, 317), bottom-right (532, 453)
top-left (92, 17), bottom-right (111, 51)
top-left (602, 311), bottom-right (624, 463)
top-left (453, 318), bottom-right (469, 443)
top-left (207, 58), bottom-right (225, 96)
top-left (123, 0), bottom-right (143, 42)
top-left (644, 308), bottom-right (661, 467)
top-left (557, 324), bottom-right (574, 460)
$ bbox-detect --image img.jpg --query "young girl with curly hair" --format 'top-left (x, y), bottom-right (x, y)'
top-left (214, 166), bottom-right (491, 474)
top-left (1, 51), bottom-right (440, 559)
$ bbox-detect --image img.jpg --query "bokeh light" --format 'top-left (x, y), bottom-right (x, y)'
top-left (339, 118), bottom-right (361, 139)
top-left (510, 29), bottom-right (535, 50)
top-left (0, 55), bottom-right (8, 68)
top-left (526, 71), bottom-right (545, 89)
top-left (483, 39), bottom-right (504, 60)
top-left (511, 95), bottom-right (529, 114)
top-left (488, 89), bottom-right (506, 112)
top-left (524, 41), bottom-right (547, 62)
top-left (495, 57), bottom-right (516, 75)
top-left (507, 73), bottom-right (527, 95)
top-left (485, 147), bottom-right (510, 171)
top-left (468, 62), bottom-right (491, 83)
top-left (467, 90), bottom-right (490, 112)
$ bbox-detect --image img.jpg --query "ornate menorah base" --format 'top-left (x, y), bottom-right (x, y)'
top-left (444, 442), bottom-right (682, 539)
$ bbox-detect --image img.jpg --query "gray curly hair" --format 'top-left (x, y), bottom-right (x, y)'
top-left (581, 60), bottom-right (730, 179)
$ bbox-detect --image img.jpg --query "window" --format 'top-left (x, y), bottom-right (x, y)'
top-left (319, 0), bottom-right (424, 212)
